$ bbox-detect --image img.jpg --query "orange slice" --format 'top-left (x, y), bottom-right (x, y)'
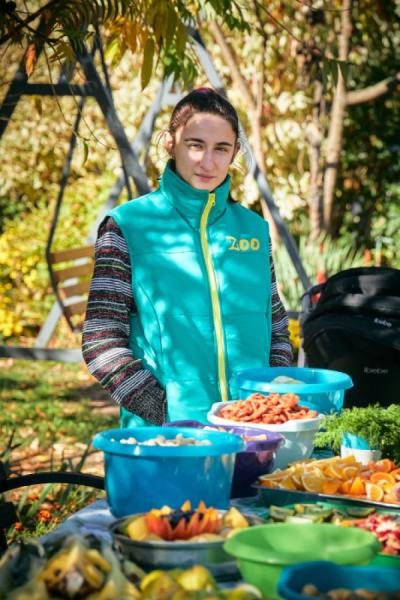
top-left (259, 479), bottom-right (279, 489)
top-left (301, 472), bottom-right (326, 493)
top-left (365, 482), bottom-right (384, 502)
top-left (349, 477), bottom-right (365, 496)
top-left (322, 479), bottom-right (342, 495)
top-left (279, 476), bottom-right (298, 490)
top-left (373, 458), bottom-right (395, 473)
top-left (340, 480), bottom-right (352, 494)
top-left (342, 466), bottom-right (359, 479)
top-left (341, 455), bottom-right (357, 464)
top-left (390, 468), bottom-right (400, 481)
top-left (324, 464), bottom-right (344, 480)
top-left (370, 472), bottom-right (395, 485)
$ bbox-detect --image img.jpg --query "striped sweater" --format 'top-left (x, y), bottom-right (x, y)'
top-left (82, 216), bottom-right (293, 424)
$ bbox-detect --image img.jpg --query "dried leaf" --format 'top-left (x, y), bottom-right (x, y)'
top-left (24, 43), bottom-right (37, 77)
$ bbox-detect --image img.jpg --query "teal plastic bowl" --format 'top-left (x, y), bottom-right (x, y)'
top-left (231, 367), bottom-right (353, 414)
top-left (278, 561), bottom-right (400, 599)
top-left (92, 426), bottom-right (245, 517)
top-left (223, 523), bottom-right (381, 600)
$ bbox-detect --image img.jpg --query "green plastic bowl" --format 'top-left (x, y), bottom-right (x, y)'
top-left (223, 523), bottom-right (381, 600)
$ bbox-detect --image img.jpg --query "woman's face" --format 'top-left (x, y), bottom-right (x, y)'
top-left (166, 112), bottom-right (238, 191)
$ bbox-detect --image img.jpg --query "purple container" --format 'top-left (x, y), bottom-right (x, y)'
top-left (164, 420), bottom-right (284, 498)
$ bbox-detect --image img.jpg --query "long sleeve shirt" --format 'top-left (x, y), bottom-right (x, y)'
top-left (82, 216), bottom-right (293, 425)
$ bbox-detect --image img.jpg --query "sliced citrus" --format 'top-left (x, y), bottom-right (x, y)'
top-left (259, 479), bottom-right (279, 489)
top-left (341, 455), bottom-right (357, 464)
top-left (390, 468), bottom-right (400, 481)
top-left (322, 479), bottom-right (342, 495)
top-left (393, 482), bottom-right (400, 502)
top-left (301, 472), bottom-right (326, 493)
top-left (342, 466), bottom-right (359, 479)
top-left (323, 464), bottom-right (344, 479)
top-left (279, 476), bottom-right (298, 490)
top-left (370, 472), bottom-right (395, 485)
top-left (382, 482), bottom-right (394, 494)
top-left (349, 477), bottom-right (365, 496)
top-left (365, 482), bottom-right (384, 502)
top-left (340, 480), bottom-right (352, 494)
top-left (373, 458), bottom-right (395, 473)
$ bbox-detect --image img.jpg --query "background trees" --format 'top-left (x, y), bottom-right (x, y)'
top-left (0, 0), bottom-right (399, 341)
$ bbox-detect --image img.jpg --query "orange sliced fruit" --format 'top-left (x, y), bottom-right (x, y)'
top-left (393, 482), bottom-right (400, 502)
top-left (259, 479), bottom-right (279, 489)
top-left (342, 466), bottom-right (359, 479)
top-left (390, 468), bottom-right (400, 481)
top-left (301, 472), bottom-right (326, 493)
top-left (365, 482), bottom-right (384, 502)
top-left (322, 479), bottom-right (342, 495)
top-left (279, 476), bottom-right (298, 490)
top-left (373, 458), bottom-right (395, 473)
top-left (340, 480), bottom-right (352, 494)
top-left (370, 472), bottom-right (395, 485)
top-left (341, 455), bottom-right (357, 464)
top-left (349, 477), bottom-right (365, 496)
top-left (324, 464), bottom-right (344, 479)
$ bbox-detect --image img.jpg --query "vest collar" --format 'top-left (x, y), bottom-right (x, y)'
top-left (160, 161), bottom-right (231, 228)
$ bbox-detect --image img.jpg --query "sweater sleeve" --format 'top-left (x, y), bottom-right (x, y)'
top-left (269, 241), bottom-right (294, 366)
top-left (82, 216), bottom-right (166, 424)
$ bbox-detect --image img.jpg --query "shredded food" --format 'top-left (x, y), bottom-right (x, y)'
top-left (218, 392), bottom-right (318, 424)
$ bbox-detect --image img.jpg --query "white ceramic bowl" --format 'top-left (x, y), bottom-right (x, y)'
top-left (207, 402), bottom-right (322, 470)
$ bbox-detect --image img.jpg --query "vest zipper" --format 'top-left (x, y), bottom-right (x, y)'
top-left (200, 192), bottom-right (228, 403)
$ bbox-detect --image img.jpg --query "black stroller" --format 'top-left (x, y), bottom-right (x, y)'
top-left (301, 266), bottom-right (400, 408)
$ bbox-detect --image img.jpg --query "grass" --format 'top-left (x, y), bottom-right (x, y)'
top-left (0, 359), bottom-right (119, 543)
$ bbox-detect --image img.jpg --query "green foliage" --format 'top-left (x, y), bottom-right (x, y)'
top-left (314, 404), bottom-right (400, 465)
top-left (0, 359), bottom-right (116, 543)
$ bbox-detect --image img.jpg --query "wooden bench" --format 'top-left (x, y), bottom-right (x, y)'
top-left (48, 244), bottom-right (95, 332)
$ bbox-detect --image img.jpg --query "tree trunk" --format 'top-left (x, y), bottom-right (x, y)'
top-left (322, 0), bottom-right (352, 232)
top-left (208, 20), bottom-right (279, 243)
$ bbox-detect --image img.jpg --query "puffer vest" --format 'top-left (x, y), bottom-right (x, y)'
top-left (109, 164), bottom-right (272, 426)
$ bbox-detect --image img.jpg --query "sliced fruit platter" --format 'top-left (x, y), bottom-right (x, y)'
top-left (255, 455), bottom-right (400, 509)
top-left (109, 500), bottom-right (264, 579)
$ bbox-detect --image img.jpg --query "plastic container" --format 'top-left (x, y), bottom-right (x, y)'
top-left (92, 426), bottom-right (244, 517)
top-left (278, 561), bottom-right (400, 600)
top-left (208, 403), bottom-right (322, 470)
top-left (231, 367), bottom-right (353, 414)
top-left (165, 420), bottom-right (285, 498)
top-left (223, 523), bottom-right (381, 600)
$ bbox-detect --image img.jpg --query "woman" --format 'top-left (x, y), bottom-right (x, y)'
top-left (82, 88), bottom-right (292, 427)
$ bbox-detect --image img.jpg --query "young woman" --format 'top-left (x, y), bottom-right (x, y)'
top-left (82, 88), bottom-right (292, 427)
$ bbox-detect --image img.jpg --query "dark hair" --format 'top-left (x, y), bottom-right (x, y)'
top-left (168, 87), bottom-right (239, 140)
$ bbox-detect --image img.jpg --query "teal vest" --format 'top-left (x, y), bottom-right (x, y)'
top-left (109, 164), bottom-right (272, 426)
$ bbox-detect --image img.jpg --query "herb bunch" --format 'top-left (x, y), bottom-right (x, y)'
top-left (314, 404), bottom-right (400, 464)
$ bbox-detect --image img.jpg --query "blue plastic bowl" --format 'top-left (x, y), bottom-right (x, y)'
top-left (92, 426), bottom-right (245, 517)
top-left (231, 367), bottom-right (353, 414)
top-left (164, 420), bottom-right (284, 498)
top-left (278, 561), bottom-right (400, 599)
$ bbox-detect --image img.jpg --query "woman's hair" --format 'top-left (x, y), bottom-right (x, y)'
top-left (168, 87), bottom-right (239, 140)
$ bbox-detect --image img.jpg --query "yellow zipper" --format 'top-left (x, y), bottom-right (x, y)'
top-left (200, 193), bottom-right (228, 402)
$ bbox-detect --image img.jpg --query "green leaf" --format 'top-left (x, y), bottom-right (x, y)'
top-left (165, 6), bottom-right (177, 48)
top-left (322, 57), bottom-right (330, 91)
top-left (331, 60), bottom-right (339, 87)
top-left (82, 139), bottom-right (89, 165)
top-left (338, 60), bottom-right (349, 83)
top-left (141, 36), bottom-right (155, 90)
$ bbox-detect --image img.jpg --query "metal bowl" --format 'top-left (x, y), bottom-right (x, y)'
top-left (109, 511), bottom-right (264, 581)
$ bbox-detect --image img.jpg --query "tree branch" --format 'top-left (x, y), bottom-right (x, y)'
top-left (346, 73), bottom-right (400, 106)
top-left (0, 0), bottom-right (64, 46)
top-left (208, 21), bottom-right (257, 113)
